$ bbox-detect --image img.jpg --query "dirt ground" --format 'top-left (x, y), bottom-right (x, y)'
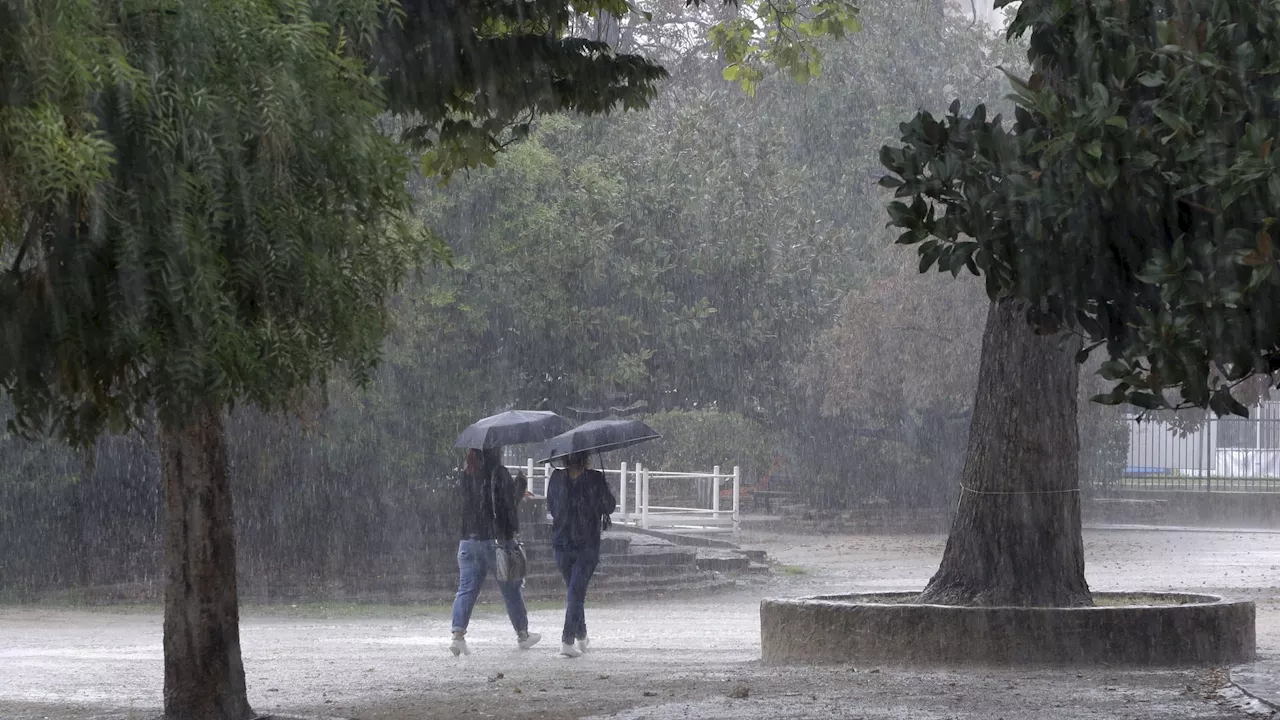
top-left (2, 528), bottom-right (1277, 720)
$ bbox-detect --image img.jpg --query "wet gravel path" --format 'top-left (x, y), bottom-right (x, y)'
top-left (2, 528), bottom-right (1276, 719)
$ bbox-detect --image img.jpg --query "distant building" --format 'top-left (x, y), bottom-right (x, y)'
top-left (1126, 401), bottom-right (1280, 479)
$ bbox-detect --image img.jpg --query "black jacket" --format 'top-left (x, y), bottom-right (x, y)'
top-left (457, 463), bottom-right (526, 541)
top-left (546, 468), bottom-right (616, 550)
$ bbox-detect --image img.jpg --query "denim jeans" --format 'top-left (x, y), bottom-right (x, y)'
top-left (554, 546), bottom-right (600, 644)
top-left (450, 538), bottom-right (529, 635)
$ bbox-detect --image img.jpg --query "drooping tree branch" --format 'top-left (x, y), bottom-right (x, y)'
top-left (9, 204), bottom-right (45, 275)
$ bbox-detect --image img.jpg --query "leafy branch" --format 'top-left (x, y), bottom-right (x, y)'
top-left (708, 0), bottom-right (861, 95)
top-left (879, 0), bottom-right (1280, 417)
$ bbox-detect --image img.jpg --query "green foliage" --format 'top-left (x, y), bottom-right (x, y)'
top-left (710, 0), bottom-right (862, 95)
top-left (414, 107), bottom-right (858, 422)
top-left (0, 0), bottom-right (1045, 596)
top-left (797, 257), bottom-right (982, 508)
top-left (802, 255), bottom-right (1130, 509)
top-left (0, 0), bottom-right (431, 443)
top-left (406, 0), bottom-right (1018, 499)
top-left (627, 409), bottom-right (774, 479)
top-left (880, 0), bottom-right (1280, 416)
top-left (383, 0), bottom-right (864, 175)
top-left (0, 408), bottom-right (157, 598)
top-left (378, 0), bottom-right (671, 179)
top-left (0, 402), bottom-right (458, 600)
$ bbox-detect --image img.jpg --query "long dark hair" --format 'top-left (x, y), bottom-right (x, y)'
top-left (463, 448), bottom-right (482, 476)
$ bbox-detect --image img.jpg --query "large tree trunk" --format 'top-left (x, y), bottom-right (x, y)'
top-left (917, 299), bottom-right (1092, 607)
top-left (161, 404), bottom-right (254, 720)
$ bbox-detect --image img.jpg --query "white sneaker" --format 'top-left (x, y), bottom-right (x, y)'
top-left (578, 635), bottom-right (590, 653)
top-left (518, 632), bottom-right (542, 650)
top-left (450, 633), bottom-right (470, 656)
top-left (560, 642), bottom-right (583, 658)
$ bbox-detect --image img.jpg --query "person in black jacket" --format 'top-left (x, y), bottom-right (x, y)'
top-left (545, 451), bottom-right (616, 658)
top-left (449, 446), bottom-right (541, 656)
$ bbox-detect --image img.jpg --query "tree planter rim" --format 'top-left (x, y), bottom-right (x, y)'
top-left (762, 590), bottom-right (1241, 611)
top-left (761, 590), bottom-right (1256, 667)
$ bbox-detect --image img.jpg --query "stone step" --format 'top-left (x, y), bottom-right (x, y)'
top-left (234, 561), bottom-right (743, 605)
top-left (604, 562), bottom-right (702, 577)
top-left (519, 570), bottom-right (717, 592)
top-left (519, 533), bottom-right (632, 555)
top-left (591, 571), bottom-right (727, 592)
top-left (585, 575), bottom-right (738, 600)
top-left (524, 548), bottom-right (696, 569)
top-left (520, 574), bottom-right (739, 602)
top-left (695, 555), bottom-right (750, 572)
top-left (238, 573), bottom-right (739, 606)
top-left (523, 561), bottom-right (701, 579)
top-left (604, 550), bottom-right (697, 567)
top-left (525, 553), bottom-right (673, 568)
top-left (522, 546), bottom-right (653, 562)
top-left (523, 550), bottom-right (635, 563)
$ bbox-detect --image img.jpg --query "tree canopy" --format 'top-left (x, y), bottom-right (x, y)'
top-left (0, 0), bottom-right (435, 445)
top-left (880, 0), bottom-right (1280, 417)
top-left (0, 1), bottom-right (1139, 616)
top-left (0, 0), bottom-right (870, 446)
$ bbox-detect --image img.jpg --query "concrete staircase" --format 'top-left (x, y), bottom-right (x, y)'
top-left (515, 499), bottom-right (750, 599)
top-left (192, 500), bottom-right (771, 605)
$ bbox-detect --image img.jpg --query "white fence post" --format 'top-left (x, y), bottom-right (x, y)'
top-left (526, 458), bottom-right (535, 491)
top-left (586, 464), bottom-right (742, 533)
top-left (712, 465), bottom-right (721, 520)
top-left (732, 465), bottom-right (741, 535)
top-left (620, 462), bottom-right (629, 520)
top-left (543, 462), bottom-right (552, 497)
top-left (634, 462), bottom-right (643, 521)
top-left (641, 467), bottom-right (651, 529)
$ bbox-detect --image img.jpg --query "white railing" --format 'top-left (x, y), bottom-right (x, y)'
top-left (505, 460), bottom-right (741, 534)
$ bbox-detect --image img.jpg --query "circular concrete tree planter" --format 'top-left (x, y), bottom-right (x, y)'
top-left (760, 592), bottom-right (1255, 666)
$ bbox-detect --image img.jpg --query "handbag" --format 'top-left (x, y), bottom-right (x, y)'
top-left (494, 539), bottom-right (528, 583)
top-left (490, 467), bottom-right (528, 582)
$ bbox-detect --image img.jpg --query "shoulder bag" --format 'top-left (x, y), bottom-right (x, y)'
top-left (490, 467), bottom-right (528, 582)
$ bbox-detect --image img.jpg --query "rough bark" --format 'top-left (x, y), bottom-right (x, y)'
top-left (161, 404), bottom-right (255, 720)
top-left (917, 298), bottom-right (1092, 607)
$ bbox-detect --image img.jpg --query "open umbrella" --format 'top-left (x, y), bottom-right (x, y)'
top-left (453, 410), bottom-right (571, 449)
top-left (536, 419), bottom-right (661, 463)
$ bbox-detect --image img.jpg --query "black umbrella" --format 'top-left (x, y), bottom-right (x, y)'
top-left (536, 419), bottom-right (661, 463)
top-left (454, 410), bottom-right (572, 449)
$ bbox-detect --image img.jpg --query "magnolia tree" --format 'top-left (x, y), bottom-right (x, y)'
top-left (880, 0), bottom-right (1280, 605)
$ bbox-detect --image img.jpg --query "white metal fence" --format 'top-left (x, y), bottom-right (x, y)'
top-left (1123, 407), bottom-right (1280, 492)
top-left (505, 460), bottom-right (741, 534)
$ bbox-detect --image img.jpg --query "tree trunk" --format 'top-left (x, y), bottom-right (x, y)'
top-left (161, 404), bottom-right (254, 720)
top-left (917, 298), bottom-right (1092, 607)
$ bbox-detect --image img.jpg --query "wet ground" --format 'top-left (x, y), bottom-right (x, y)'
top-left (2, 528), bottom-right (1278, 719)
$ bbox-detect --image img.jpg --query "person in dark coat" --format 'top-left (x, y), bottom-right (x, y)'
top-left (449, 446), bottom-right (541, 655)
top-left (545, 450), bottom-right (616, 658)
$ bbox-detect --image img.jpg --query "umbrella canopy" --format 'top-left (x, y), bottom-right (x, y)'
top-left (536, 419), bottom-right (661, 463)
top-left (454, 410), bottom-right (572, 449)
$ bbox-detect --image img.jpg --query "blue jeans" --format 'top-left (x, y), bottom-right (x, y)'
top-left (450, 538), bottom-right (529, 635)
top-left (554, 546), bottom-right (600, 644)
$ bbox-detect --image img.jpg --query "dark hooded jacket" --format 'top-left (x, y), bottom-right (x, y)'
top-left (457, 456), bottom-right (526, 541)
top-left (546, 468), bottom-right (616, 550)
